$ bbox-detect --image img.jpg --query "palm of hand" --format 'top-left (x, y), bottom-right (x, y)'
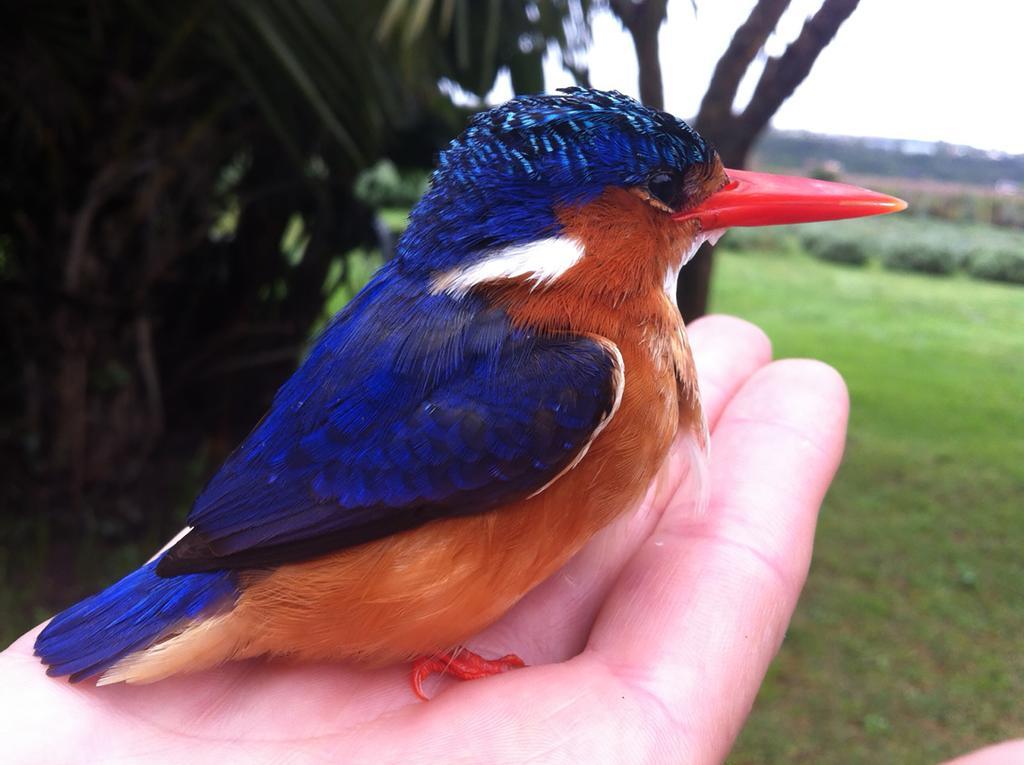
top-left (1, 316), bottom-right (849, 764)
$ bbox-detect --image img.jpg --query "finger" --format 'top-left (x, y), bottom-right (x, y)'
top-left (944, 740), bottom-right (1024, 765)
top-left (688, 314), bottom-right (773, 431)
top-left (587, 359), bottom-right (849, 764)
top-left (4, 624), bottom-right (44, 655)
top-left (469, 316), bottom-right (772, 666)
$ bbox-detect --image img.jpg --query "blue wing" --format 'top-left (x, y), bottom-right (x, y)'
top-left (158, 263), bottom-right (619, 575)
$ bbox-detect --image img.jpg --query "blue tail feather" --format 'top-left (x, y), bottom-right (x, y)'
top-left (34, 558), bottom-right (237, 682)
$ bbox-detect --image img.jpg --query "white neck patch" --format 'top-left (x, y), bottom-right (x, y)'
top-left (664, 228), bottom-right (726, 307)
top-left (431, 236), bottom-right (586, 297)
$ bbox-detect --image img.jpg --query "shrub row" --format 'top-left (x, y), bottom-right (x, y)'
top-left (803, 235), bottom-right (870, 266)
top-left (804, 235), bottom-right (1024, 284)
top-left (717, 226), bottom-right (798, 254)
top-left (721, 226), bottom-right (1024, 285)
top-left (717, 208), bottom-right (1024, 285)
top-left (967, 249), bottom-right (1024, 284)
top-left (881, 243), bottom-right (961, 275)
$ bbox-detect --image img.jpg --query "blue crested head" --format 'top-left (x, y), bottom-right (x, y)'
top-left (398, 87), bottom-right (719, 272)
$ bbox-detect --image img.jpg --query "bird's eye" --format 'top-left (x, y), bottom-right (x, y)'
top-left (646, 171), bottom-right (682, 209)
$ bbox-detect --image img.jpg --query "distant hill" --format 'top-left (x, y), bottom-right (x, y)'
top-left (752, 130), bottom-right (1024, 189)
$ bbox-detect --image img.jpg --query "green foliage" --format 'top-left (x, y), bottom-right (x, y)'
top-left (379, 0), bottom-right (592, 95)
top-left (714, 249), bottom-right (1024, 765)
top-left (788, 217), bottom-right (1024, 282)
top-left (718, 226), bottom-right (797, 255)
top-left (378, 207), bottom-right (413, 234)
top-left (809, 164), bottom-right (841, 182)
top-left (889, 186), bottom-right (1024, 231)
top-left (805, 235), bottom-right (870, 267)
top-left (966, 248), bottom-right (1024, 285)
top-left (881, 242), bottom-right (960, 275)
top-left (321, 248), bottom-right (385, 319)
top-left (796, 230), bottom-right (827, 256)
top-left (355, 160), bottom-right (430, 208)
top-left (1, 0), bottom-right (598, 538)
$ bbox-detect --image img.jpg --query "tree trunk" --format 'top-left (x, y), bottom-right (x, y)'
top-left (609, 0), bottom-right (669, 110)
top-left (677, 0), bottom-right (861, 321)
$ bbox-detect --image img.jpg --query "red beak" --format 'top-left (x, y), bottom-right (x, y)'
top-left (673, 168), bottom-right (907, 229)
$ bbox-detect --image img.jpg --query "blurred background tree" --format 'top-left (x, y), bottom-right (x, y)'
top-left (0, 0), bottom-right (591, 572)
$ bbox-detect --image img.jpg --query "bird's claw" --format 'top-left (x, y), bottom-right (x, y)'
top-left (410, 648), bottom-right (526, 700)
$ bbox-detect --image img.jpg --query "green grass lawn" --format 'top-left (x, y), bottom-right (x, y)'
top-left (713, 243), bottom-right (1023, 764)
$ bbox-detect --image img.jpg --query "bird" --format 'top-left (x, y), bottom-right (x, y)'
top-left (34, 87), bottom-right (904, 698)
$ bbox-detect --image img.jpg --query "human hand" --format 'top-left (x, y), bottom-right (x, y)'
top-left (944, 740), bottom-right (1024, 765)
top-left (0, 315), bottom-right (850, 764)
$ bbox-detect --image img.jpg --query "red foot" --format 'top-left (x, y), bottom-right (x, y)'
top-left (410, 648), bottom-right (526, 700)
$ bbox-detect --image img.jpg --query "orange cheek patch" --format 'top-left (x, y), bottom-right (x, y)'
top-left (554, 187), bottom-right (702, 298)
top-left (476, 186), bottom-right (705, 339)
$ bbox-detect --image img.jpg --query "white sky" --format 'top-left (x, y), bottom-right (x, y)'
top-left (492, 0), bottom-right (1024, 155)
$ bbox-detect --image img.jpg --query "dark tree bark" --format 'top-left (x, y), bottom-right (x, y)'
top-left (678, 0), bottom-right (861, 321)
top-left (694, 0), bottom-right (792, 162)
top-left (609, 0), bottom-right (669, 110)
top-left (0, 5), bottom-right (377, 531)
